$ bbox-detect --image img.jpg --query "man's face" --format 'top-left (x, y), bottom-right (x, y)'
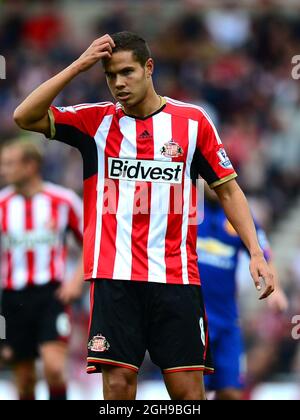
top-left (0, 146), bottom-right (35, 186)
top-left (103, 50), bottom-right (152, 109)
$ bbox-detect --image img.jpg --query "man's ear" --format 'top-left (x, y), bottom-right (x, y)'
top-left (145, 58), bottom-right (154, 78)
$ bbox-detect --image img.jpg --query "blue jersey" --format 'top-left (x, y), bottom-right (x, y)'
top-left (197, 200), bottom-right (271, 329)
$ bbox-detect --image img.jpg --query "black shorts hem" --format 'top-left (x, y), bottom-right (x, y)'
top-left (163, 365), bottom-right (215, 375)
top-left (86, 357), bottom-right (139, 374)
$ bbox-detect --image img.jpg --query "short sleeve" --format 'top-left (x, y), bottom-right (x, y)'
top-left (195, 110), bottom-right (237, 188)
top-left (48, 102), bottom-right (113, 150)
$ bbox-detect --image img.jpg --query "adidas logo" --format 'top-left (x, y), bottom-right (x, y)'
top-left (138, 130), bottom-right (152, 139)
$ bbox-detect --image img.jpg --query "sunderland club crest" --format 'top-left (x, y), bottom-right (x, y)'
top-left (160, 140), bottom-right (183, 158)
top-left (88, 334), bottom-right (110, 352)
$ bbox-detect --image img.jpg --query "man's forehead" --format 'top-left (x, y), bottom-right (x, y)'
top-left (104, 50), bottom-right (140, 71)
top-left (2, 146), bottom-right (23, 158)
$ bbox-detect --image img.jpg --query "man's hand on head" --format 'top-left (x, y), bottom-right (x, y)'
top-left (72, 34), bottom-right (115, 73)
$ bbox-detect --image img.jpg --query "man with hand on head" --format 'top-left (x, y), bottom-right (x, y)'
top-left (14, 32), bottom-right (274, 400)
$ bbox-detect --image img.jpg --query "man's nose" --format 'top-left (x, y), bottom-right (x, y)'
top-left (115, 74), bottom-right (126, 88)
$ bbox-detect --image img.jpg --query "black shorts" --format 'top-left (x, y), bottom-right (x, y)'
top-left (87, 279), bottom-right (214, 375)
top-left (0, 282), bottom-right (71, 363)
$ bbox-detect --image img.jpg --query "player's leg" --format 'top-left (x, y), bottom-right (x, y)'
top-left (13, 360), bottom-right (36, 400)
top-left (14, 360), bottom-right (36, 400)
top-left (86, 280), bottom-right (146, 400)
top-left (211, 325), bottom-right (244, 400)
top-left (38, 283), bottom-right (71, 400)
top-left (1, 288), bottom-right (39, 400)
top-left (40, 341), bottom-right (68, 400)
top-left (203, 328), bottom-right (218, 398)
top-left (148, 283), bottom-right (214, 401)
top-left (216, 388), bottom-right (242, 400)
top-left (163, 370), bottom-right (206, 400)
top-left (102, 365), bottom-right (138, 400)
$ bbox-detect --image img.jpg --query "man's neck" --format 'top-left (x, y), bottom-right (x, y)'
top-left (122, 89), bottom-right (164, 118)
top-left (15, 177), bottom-right (44, 198)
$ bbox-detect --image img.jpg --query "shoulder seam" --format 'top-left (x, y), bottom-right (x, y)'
top-left (72, 102), bottom-right (114, 111)
top-left (165, 97), bottom-right (222, 145)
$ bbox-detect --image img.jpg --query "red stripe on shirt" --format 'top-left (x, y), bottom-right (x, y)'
top-left (25, 198), bottom-right (34, 286)
top-left (1, 199), bottom-right (13, 289)
top-left (49, 197), bottom-right (59, 281)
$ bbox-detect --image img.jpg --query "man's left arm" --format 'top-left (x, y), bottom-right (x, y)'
top-left (56, 191), bottom-right (84, 304)
top-left (214, 178), bottom-right (275, 299)
top-left (56, 256), bottom-right (84, 304)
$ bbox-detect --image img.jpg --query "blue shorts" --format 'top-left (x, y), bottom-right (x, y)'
top-left (204, 323), bottom-right (244, 391)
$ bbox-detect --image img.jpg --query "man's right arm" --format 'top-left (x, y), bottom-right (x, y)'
top-left (13, 34), bottom-right (115, 137)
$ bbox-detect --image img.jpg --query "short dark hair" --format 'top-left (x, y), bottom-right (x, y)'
top-left (110, 31), bottom-right (151, 66)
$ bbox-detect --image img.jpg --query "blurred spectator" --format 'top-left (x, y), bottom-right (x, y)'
top-left (204, 2), bottom-right (251, 50)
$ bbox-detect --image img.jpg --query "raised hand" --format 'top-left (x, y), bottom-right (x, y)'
top-left (72, 34), bottom-right (115, 73)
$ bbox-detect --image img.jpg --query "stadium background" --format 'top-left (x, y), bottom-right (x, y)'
top-left (0, 0), bottom-right (300, 399)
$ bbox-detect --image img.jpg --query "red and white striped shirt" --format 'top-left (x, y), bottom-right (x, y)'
top-left (49, 97), bottom-right (237, 285)
top-left (0, 182), bottom-right (83, 290)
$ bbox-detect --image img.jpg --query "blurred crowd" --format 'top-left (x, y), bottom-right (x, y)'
top-left (1, 0), bottom-right (300, 398)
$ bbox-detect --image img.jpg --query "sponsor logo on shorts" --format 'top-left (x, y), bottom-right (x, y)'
top-left (160, 140), bottom-right (183, 158)
top-left (108, 157), bottom-right (184, 184)
top-left (88, 334), bottom-right (110, 352)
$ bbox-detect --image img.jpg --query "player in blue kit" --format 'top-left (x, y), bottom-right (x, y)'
top-left (197, 186), bottom-right (288, 400)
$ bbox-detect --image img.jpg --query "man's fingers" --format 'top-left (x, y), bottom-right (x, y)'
top-left (103, 43), bottom-right (113, 54)
top-left (258, 274), bottom-right (274, 299)
top-left (250, 269), bottom-right (261, 290)
top-left (250, 256), bottom-right (275, 300)
top-left (79, 35), bottom-right (115, 69)
top-left (93, 42), bottom-right (113, 55)
top-left (57, 291), bottom-right (69, 304)
top-left (94, 35), bottom-right (115, 48)
top-left (55, 286), bottom-right (68, 303)
top-left (87, 51), bottom-right (111, 61)
top-left (55, 288), bottom-right (62, 298)
top-left (259, 284), bottom-right (275, 300)
top-left (98, 51), bottom-right (112, 59)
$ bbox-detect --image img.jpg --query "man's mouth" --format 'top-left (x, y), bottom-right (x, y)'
top-left (116, 92), bottom-right (131, 100)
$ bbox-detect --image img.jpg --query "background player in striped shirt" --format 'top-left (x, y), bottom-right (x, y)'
top-left (0, 139), bottom-right (83, 400)
top-left (197, 185), bottom-right (288, 400)
top-left (13, 32), bottom-right (274, 400)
